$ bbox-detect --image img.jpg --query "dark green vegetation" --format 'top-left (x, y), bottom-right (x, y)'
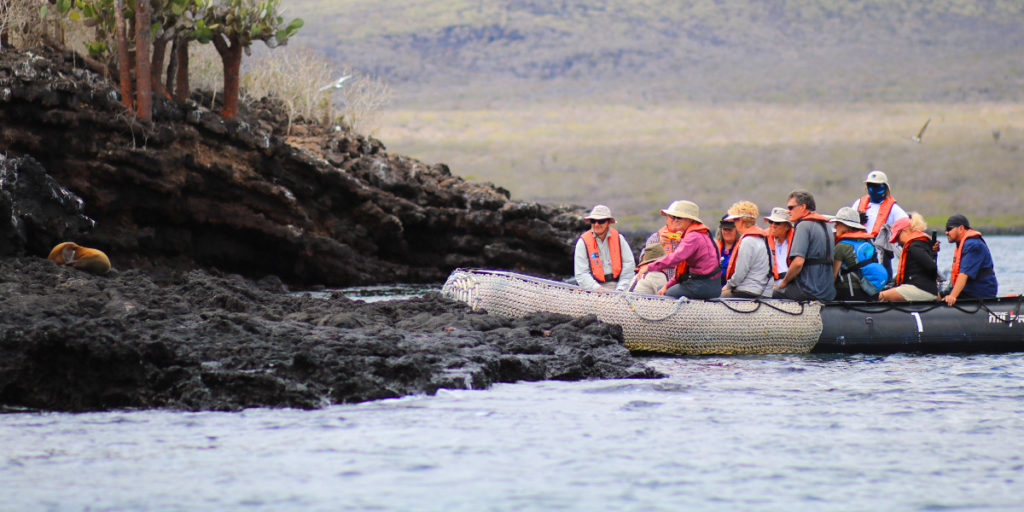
top-left (44, 0), bottom-right (301, 119)
top-left (288, 0), bottom-right (1024, 106)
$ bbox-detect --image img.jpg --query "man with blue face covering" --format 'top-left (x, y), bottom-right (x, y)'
top-left (851, 170), bottom-right (909, 279)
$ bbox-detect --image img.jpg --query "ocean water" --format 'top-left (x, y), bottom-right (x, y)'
top-left (3, 237), bottom-right (1024, 511)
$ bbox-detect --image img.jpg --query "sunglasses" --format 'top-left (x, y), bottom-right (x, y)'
top-left (591, 219), bottom-right (610, 225)
top-left (786, 204), bottom-right (802, 211)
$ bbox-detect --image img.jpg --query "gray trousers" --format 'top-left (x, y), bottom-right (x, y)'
top-left (665, 278), bottom-right (722, 299)
top-left (772, 284), bottom-right (816, 301)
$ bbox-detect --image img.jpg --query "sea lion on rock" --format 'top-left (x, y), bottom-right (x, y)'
top-left (47, 242), bottom-right (111, 275)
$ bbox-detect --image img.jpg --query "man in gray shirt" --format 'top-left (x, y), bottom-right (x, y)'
top-left (773, 190), bottom-right (836, 301)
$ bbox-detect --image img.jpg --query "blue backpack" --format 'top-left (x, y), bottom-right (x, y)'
top-left (839, 239), bottom-right (888, 295)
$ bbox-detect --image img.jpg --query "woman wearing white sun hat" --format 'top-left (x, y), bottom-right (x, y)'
top-left (639, 200), bottom-right (721, 299)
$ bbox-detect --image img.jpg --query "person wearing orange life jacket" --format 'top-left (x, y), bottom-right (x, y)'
top-left (573, 204), bottom-right (636, 291)
top-left (715, 215), bottom-right (739, 285)
top-left (639, 200), bottom-right (721, 299)
top-left (764, 207), bottom-right (793, 288)
top-left (828, 207), bottom-right (887, 301)
top-left (720, 201), bottom-right (773, 298)
top-left (773, 190), bottom-right (836, 301)
top-left (878, 213), bottom-right (939, 302)
top-left (941, 214), bottom-right (998, 305)
top-left (851, 170), bottom-right (909, 278)
top-left (633, 205), bottom-right (688, 294)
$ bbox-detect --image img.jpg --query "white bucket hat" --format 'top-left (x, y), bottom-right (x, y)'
top-left (661, 200), bottom-right (702, 224)
top-left (585, 204), bottom-right (614, 221)
top-left (829, 206), bottom-right (867, 230)
top-left (764, 207), bottom-right (791, 224)
top-left (864, 170), bottom-right (889, 185)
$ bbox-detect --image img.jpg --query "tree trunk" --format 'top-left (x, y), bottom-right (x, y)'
top-left (151, 35), bottom-right (170, 99)
top-left (165, 39), bottom-right (177, 95)
top-left (134, 0), bottom-right (152, 122)
top-left (1, 2), bottom-right (8, 50)
top-left (174, 39), bottom-right (190, 102)
top-left (114, 0), bottom-right (133, 111)
top-left (213, 33), bottom-right (243, 118)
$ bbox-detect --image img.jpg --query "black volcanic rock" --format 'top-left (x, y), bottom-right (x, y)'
top-left (0, 257), bottom-right (659, 411)
top-left (0, 154), bottom-right (96, 256)
top-left (0, 46), bottom-right (588, 286)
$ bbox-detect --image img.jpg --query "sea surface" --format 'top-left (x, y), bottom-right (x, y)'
top-left (3, 236), bottom-right (1024, 511)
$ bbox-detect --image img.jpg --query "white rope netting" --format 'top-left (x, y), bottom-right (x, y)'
top-left (442, 269), bottom-right (823, 355)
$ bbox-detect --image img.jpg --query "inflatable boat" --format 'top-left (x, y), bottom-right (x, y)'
top-left (441, 269), bottom-right (1024, 355)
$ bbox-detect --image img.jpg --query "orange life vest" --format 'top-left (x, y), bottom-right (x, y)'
top-left (581, 227), bottom-right (623, 282)
top-left (856, 195), bottom-right (897, 237)
top-left (674, 223), bottom-right (720, 281)
top-left (894, 232), bottom-right (930, 286)
top-left (789, 212), bottom-right (833, 265)
top-left (768, 227), bottom-right (794, 279)
top-left (715, 239), bottom-right (736, 258)
top-left (950, 229), bottom-right (984, 285)
top-left (635, 226), bottom-right (684, 273)
top-left (725, 226), bottom-right (770, 280)
top-left (835, 230), bottom-right (875, 243)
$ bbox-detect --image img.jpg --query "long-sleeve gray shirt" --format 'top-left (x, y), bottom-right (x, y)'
top-left (725, 235), bottom-right (772, 297)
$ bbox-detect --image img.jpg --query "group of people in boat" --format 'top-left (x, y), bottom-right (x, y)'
top-left (573, 170), bottom-right (999, 303)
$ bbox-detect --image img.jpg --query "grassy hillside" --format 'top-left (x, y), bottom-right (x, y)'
top-left (282, 0), bottom-right (1024, 230)
top-left (286, 0), bottom-right (1024, 105)
top-left (378, 102), bottom-right (1024, 232)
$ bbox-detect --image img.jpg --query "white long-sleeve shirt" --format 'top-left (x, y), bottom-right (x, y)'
top-left (573, 233), bottom-right (636, 291)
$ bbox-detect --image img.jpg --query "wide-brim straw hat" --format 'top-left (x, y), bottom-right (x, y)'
top-left (829, 206), bottom-right (867, 230)
top-left (660, 200), bottom-right (702, 223)
top-left (638, 243), bottom-right (667, 266)
top-left (585, 204), bottom-right (614, 221)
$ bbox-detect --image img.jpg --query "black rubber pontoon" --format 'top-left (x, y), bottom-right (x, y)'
top-left (816, 296), bottom-right (1024, 353)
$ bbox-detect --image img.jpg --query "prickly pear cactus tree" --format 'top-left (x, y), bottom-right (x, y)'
top-left (194, 0), bottom-right (302, 118)
top-left (55, 0), bottom-right (202, 114)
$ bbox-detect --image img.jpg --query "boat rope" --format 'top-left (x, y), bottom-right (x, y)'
top-left (828, 295), bottom-right (1024, 325)
top-left (619, 293), bottom-right (692, 322)
top-left (619, 293), bottom-right (810, 320)
top-left (711, 298), bottom-right (809, 316)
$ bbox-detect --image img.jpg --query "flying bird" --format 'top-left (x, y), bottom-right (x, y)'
top-left (318, 75), bottom-right (352, 92)
top-left (911, 118), bottom-right (930, 143)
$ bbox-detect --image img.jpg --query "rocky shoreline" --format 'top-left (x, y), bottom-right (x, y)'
top-left (0, 257), bottom-right (660, 412)
top-left (0, 46), bottom-right (587, 287)
top-left (0, 46), bottom-right (664, 412)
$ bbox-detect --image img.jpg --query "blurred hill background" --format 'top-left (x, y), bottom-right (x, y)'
top-left (286, 0), bottom-right (1024, 231)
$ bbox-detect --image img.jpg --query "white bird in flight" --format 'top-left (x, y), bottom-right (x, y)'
top-left (318, 75), bottom-right (352, 92)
